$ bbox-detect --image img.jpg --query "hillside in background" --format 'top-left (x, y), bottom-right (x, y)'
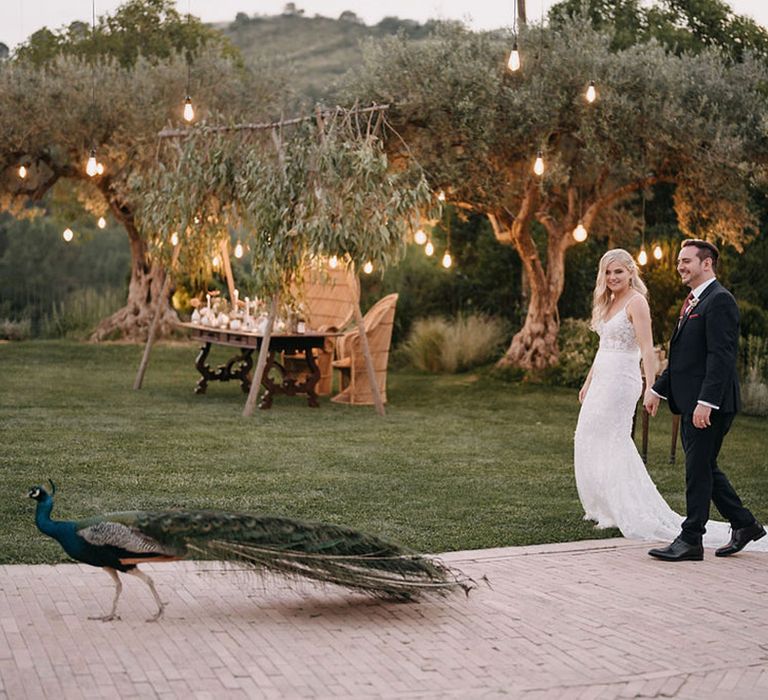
top-left (217, 11), bottom-right (444, 102)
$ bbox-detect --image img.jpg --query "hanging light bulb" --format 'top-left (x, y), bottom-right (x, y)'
top-left (183, 95), bottom-right (195, 122)
top-left (573, 222), bottom-right (588, 243)
top-left (96, 162), bottom-right (105, 175)
top-left (653, 244), bottom-right (663, 260)
top-left (637, 248), bottom-right (648, 266)
top-left (234, 241), bottom-right (244, 259)
top-left (425, 240), bottom-right (435, 257)
top-left (86, 149), bottom-right (98, 177)
top-left (441, 251), bottom-right (452, 269)
top-left (170, 232), bottom-right (179, 246)
top-left (507, 41), bottom-right (521, 72)
top-left (212, 255), bottom-right (220, 268)
top-left (437, 190), bottom-right (446, 202)
top-left (414, 228), bottom-right (428, 245)
top-left (533, 151), bottom-right (545, 176)
top-left (97, 216), bottom-right (107, 229)
top-left (363, 261), bottom-right (374, 274)
top-left (585, 80), bottom-right (597, 104)
top-left (328, 255), bottom-right (339, 269)
top-left (18, 165), bottom-right (27, 179)
top-left (62, 228), bottom-right (74, 242)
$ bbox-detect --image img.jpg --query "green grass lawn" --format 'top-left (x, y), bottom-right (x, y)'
top-left (1, 340), bottom-right (765, 565)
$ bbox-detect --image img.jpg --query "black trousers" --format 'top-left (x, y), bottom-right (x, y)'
top-left (680, 410), bottom-right (754, 544)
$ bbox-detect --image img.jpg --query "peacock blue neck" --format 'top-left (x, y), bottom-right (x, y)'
top-left (35, 496), bottom-right (75, 543)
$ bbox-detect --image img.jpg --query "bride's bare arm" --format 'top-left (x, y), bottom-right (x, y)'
top-left (627, 295), bottom-right (657, 403)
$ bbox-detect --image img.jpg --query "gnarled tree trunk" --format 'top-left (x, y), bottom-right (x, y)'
top-left (488, 196), bottom-right (572, 371)
top-left (90, 203), bottom-right (177, 341)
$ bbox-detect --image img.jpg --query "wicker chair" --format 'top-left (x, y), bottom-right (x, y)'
top-left (331, 293), bottom-right (399, 406)
top-left (283, 265), bottom-right (359, 395)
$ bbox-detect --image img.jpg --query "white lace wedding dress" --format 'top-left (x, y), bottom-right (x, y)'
top-left (573, 305), bottom-right (767, 550)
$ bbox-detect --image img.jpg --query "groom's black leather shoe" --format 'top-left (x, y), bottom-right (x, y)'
top-left (648, 537), bottom-right (704, 561)
top-left (715, 521), bottom-right (766, 557)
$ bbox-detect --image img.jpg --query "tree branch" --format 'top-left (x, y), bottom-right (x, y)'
top-left (584, 174), bottom-right (676, 229)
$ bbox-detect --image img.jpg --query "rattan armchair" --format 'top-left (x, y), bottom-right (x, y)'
top-left (331, 293), bottom-right (399, 405)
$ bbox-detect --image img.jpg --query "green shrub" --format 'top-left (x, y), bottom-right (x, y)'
top-left (552, 318), bottom-right (599, 388)
top-left (39, 287), bottom-right (124, 339)
top-left (738, 301), bottom-right (768, 340)
top-left (402, 313), bottom-right (507, 373)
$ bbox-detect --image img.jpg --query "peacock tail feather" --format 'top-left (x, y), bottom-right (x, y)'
top-left (131, 510), bottom-right (473, 599)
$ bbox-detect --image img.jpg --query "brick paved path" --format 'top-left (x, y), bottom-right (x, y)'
top-left (2, 538), bottom-right (767, 699)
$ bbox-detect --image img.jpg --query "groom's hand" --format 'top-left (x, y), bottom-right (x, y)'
top-left (644, 390), bottom-right (660, 416)
top-left (693, 404), bottom-right (712, 429)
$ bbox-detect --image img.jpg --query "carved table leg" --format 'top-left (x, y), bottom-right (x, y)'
top-left (258, 352), bottom-right (278, 410)
top-left (194, 344), bottom-right (254, 395)
top-left (194, 343), bottom-right (213, 394)
top-left (303, 347), bottom-right (321, 408)
top-left (225, 349), bottom-right (254, 394)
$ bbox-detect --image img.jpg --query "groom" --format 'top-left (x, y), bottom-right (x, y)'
top-left (644, 239), bottom-right (764, 561)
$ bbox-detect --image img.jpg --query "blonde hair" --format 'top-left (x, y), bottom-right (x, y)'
top-left (590, 248), bottom-right (648, 329)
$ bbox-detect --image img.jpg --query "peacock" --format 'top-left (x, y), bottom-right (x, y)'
top-left (28, 481), bottom-right (472, 621)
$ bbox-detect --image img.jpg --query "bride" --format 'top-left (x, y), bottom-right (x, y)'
top-left (573, 248), bottom-right (766, 549)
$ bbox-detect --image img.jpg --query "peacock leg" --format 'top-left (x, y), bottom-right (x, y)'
top-left (89, 567), bottom-right (122, 621)
top-left (127, 567), bottom-right (166, 622)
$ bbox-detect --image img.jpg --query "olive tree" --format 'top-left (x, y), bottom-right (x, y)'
top-left (344, 19), bottom-right (768, 369)
top-left (0, 0), bottom-right (286, 340)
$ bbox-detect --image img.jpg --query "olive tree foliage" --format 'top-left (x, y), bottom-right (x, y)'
top-left (136, 113), bottom-right (438, 304)
top-left (0, 0), bottom-right (286, 340)
top-left (343, 19), bottom-right (768, 370)
top-left (550, 0), bottom-right (768, 60)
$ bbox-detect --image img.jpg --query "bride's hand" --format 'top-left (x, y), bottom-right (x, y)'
top-left (579, 384), bottom-right (589, 404)
top-left (643, 389), bottom-right (660, 416)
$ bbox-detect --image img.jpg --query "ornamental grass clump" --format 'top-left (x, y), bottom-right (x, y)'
top-left (741, 335), bottom-right (768, 417)
top-left (403, 314), bottom-right (506, 373)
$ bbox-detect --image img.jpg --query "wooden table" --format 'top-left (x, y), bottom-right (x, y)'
top-left (178, 323), bottom-right (339, 409)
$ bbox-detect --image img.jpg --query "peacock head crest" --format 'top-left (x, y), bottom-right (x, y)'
top-left (28, 480), bottom-right (56, 502)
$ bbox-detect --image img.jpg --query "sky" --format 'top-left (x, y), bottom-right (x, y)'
top-left (2, 0), bottom-right (768, 50)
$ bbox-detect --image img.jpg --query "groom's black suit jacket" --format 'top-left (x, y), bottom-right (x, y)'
top-left (653, 280), bottom-right (741, 415)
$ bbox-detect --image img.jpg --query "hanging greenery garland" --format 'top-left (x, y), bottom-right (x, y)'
top-left (133, 106), bottom-right (439, 303)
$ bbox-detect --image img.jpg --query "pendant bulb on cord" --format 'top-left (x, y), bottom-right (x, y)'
top-left (86, 148), bottom-right (98, 177)
top-left (573, 189), bottom-right (587, 242)
top-left (653, 244), bottom-right (663, 260)
top-left (183, 1), bottom-right (195, 122)
top-left (507, 1), bottom-right (520, 72)
top-left (533, 151), bottom-right (545, 176)
top-left (18, 165), bottom-right (27, 179)
top-left (507, 41), bottom-right (521, 72)
top-left (85, 0), bottom-right (100, 177)
top-left (637, 187), bottom-right (648, 266)
top-left (183, 95), bottom-right (194, 122)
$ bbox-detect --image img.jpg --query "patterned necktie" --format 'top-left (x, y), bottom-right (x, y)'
top-left (678, 292), bottom-right (695, 326)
